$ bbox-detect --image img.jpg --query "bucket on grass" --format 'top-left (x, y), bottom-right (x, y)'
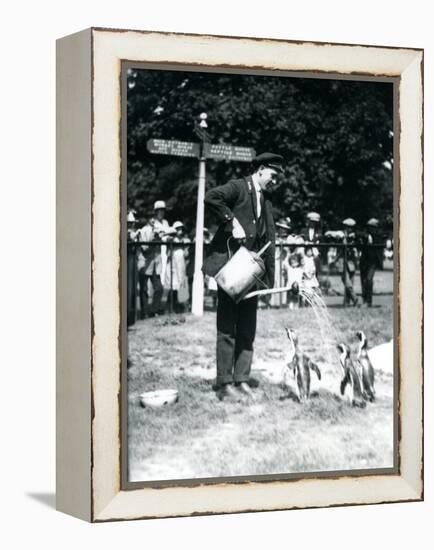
top-left (139, 389), bottom-right (178, 408)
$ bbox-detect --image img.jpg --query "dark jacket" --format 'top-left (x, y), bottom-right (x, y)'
top-left (358, 231), bottom-right (383, 269)
top-left (203, 176), bottom-right (275, 288)
top-left (299, 226), bottom-right (322, 244)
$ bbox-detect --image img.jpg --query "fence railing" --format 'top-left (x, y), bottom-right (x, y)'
top-left (127, 240), bottom-right (393, 324)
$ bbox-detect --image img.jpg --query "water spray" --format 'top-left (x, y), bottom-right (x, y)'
top-left (243, 285), bottom-right (339, 370)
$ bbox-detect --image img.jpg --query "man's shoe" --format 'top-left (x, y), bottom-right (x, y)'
top-left (247, 377), bottom-right (260, 388)
top-left (237, 382), bottom-right (256, 400)
top-left (217, 384), bottom-right (240, 401)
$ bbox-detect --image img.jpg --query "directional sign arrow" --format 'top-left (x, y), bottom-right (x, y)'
top-left (147, 139), bottom-right (200, 158)
top-left (203, 143), bottom-right (256, 162)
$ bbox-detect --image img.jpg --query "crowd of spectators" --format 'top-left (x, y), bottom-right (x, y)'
top-left (270, 211), bottom-right (391, 309)
top-left (127, 203), bottom-right (392, 322)
top-left (128, 201), bottom-right (193, 318)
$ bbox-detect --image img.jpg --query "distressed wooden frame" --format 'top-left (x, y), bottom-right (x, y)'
top-left (56, 27), bottom-right (423, 522)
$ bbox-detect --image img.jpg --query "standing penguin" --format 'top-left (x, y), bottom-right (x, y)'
top-left (356, 330), bottom-right (375, 402)
top-left (284, 328), bottom-right (321, 402)
top-left (337, 343), bottom-right (366, 408)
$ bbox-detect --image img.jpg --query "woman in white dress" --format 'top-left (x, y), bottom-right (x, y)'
top-left (164, 221), bottom-right (190, 313)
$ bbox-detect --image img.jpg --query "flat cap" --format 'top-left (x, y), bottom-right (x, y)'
top-left (307, 212), bottom-right (321, 222)
top-left (154, 200), bottom-right (166, 210)
top-left (173, 221), bottom-right (184, 229)
top-left (253, 152), bottom-right (284, 173)
top-left (366, 218), bottom-right (379, 227)
top-left (342, 218), bottom-right (356, 227)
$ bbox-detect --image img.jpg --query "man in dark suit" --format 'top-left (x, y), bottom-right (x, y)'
top-left (359, 218), bottom-right (383, 307)
top-left (203, 152), bottom-right (284, 401)
top-left (300, 211), bottom-right (322, 275)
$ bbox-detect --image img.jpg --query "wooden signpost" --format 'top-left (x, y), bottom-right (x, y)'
top-left (147, 133), bottom-right (255, 316)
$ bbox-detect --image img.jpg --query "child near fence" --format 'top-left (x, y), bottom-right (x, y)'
top-left (301, 245), bottom-right (320, 305)
top-left (283, 249), bottom-right (304, 309)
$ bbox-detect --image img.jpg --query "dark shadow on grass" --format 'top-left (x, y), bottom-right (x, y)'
top-left (279, 389), bottom-right (324, 403)
top-left (304, 387), bottom-right (344, 403)
top-left (279, 387), bottom-right (300, 402)
top-left (26, 492), bottom-right (56, 509)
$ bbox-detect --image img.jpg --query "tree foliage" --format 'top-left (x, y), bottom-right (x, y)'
top-left (127, 68), bottom-right (393, 232)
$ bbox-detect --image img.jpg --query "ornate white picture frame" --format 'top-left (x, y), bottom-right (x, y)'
top-left (56, 28), bottom-right (423, 522)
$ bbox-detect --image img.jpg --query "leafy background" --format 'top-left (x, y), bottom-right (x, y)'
top-left (127, 68), bottom-right (393, 233)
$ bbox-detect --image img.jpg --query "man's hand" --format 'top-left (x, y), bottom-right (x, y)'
top-left (232, 217), bottom-right (246, 242)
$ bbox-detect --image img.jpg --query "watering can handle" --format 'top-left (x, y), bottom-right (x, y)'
top-left (257, 241), bottom-right (271, 257)
top-left (226, 237), bottom-right (235, 259)
top-left (226, 238), bottom-right (271, 259)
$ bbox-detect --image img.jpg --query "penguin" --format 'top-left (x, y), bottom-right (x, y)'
top-left (356, 330), bottom-right (375, 402)
top-left (284, 328), bottom-right (321, 402)
top-left (337, 343), bottom-right (366, 408)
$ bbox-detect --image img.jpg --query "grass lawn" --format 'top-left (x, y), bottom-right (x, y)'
top-left (127, 297), bottom-right (394, 482)
top-left (323, 268), bottom-right (393, 297)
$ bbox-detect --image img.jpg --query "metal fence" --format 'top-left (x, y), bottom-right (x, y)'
top-left (127, 240), bottom-right (393, 324)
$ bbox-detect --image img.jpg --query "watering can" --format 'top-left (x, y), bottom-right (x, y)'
top-left (214, 241), bottom-right (271, 303)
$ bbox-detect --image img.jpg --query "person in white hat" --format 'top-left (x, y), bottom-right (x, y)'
top-left (172, 220), bottom-right (183, 231)
top-left (151, 200), bottom-right (169, 235)
top-left (340, 218), bottom-right (359, 307)
top-left (359, 218), bottom-right (382, 307)
top-left (136, 201), bottom-right (170, 317)
top-left (127, 210), bottom-right (138, 242)
top-left (163, 220), bottom-right (191, 313)
top-left (328, 218), bottom-right (359, 307)
top-left (302, 212), bottom-right (321, 238)
top-left (301, 211), bottom-right (322, 274)
top-left (127, 210), bottom-right (138, 325)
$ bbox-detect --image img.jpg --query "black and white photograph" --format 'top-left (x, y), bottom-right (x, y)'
top-left (125, 65), bottom-right (396, 483)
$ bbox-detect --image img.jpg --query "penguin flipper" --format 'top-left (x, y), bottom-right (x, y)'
top-left (307, 358), bottom-right (321, 380)
top-left (340, 370), bottom-right (350, 395)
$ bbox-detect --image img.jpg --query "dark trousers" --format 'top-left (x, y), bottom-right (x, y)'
top-left (138, 268), bottom-right (163, 317)
top-left (342, 265), bottom-right (358, 306)
top-left (127, 248), bottom-right (137, 326)
top-left (216, 287), bottom-right (258, 387)
top-left (166, 290), bottom-right (186, 314)
top-left (360, 263), bottom-right (376, 305)
top-left (314, 254), bottom-right (321, 277)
